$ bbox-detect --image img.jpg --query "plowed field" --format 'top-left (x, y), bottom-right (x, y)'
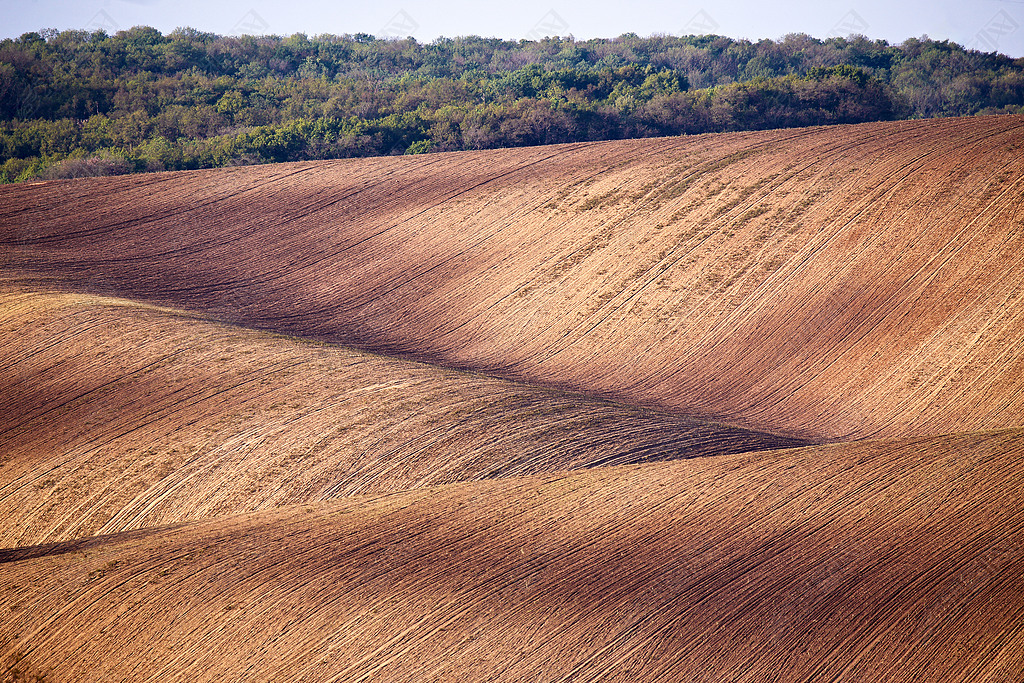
top-left (3, 432), bottom-right (1023, 682)
top-left (0, 287), bottom-right (800, 547)
top-left (2, 115), bottom-right (1023, 682)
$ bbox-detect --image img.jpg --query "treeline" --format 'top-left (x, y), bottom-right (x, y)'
top-left (2, 28), bottom-right (1022, 181)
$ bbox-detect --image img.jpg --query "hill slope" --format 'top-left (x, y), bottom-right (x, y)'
top-left (2, 429), bottom-right (1023, 682)
top-left (0, 286), bottom-right (802, 547)
top-left (3, 116), bottom-right (1023, 440)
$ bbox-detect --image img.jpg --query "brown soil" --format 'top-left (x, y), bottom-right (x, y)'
top-left (2, 115), bottom-right (1023, 682)
top-left (0, 287), bottom-right (800, 547)
top-left (2, 431), bottom-right (1022, 682)
top-left (4, 116), bottom-right (1023, 440)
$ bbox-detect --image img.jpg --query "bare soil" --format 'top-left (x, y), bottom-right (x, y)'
top-left (0, 287), bottom-right (801, 547)
top-left (2, 431), bottom-right (1022, 682)
top-left (2, 115), bottom-right (1023, 681)
top-left (3, 116), bottom-right (1023, 441)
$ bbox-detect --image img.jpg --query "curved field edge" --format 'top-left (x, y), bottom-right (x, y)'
top-left (3, 116), bottom-right (1024, 441)
top-left (2, 428), bottom-right (1022, 682)
top-left (0, 286), bottom-right (805, 547)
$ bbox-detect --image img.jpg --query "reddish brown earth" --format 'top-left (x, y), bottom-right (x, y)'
top-left (2, 431), bottom-right (1023, 682)
top-left (0, 287), bottom-right (799, 547)
top-left (2, 115), bottom-right (1023, 681)
top-left (4, 116), bottom-right (1024, 441)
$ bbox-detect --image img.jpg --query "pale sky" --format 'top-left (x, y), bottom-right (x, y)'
top-left (2, 0), bottom-right (1022, 57)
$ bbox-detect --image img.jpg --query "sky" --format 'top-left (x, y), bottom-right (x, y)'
top-left (2, 0), bottom-right (1022, 57)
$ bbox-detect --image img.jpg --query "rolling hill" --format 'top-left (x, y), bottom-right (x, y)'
top-left (2, 430), bottom-right (1023, 682)
top-left (0, 286), bottom-right (800, 547)
top-left (2, 114), bottom-right (1023, 682)
top-left (4, 116), bottom-right (1024, 441)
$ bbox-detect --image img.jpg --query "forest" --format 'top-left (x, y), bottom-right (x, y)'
top-left (2, 27), bottom-right (1023, 181)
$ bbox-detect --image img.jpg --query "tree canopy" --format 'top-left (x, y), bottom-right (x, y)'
top-left (2, 28), bottom-right (1022, 181)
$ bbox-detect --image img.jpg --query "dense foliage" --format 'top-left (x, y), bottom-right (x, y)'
top-left (2, 27), bottom-right (1023, 181)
